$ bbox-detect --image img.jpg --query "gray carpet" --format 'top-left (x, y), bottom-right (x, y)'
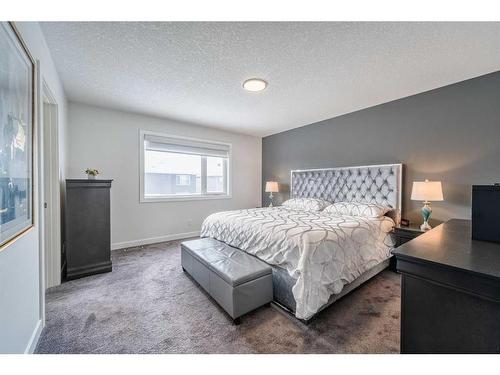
top-left (36, 239), bottom-right (401, 354)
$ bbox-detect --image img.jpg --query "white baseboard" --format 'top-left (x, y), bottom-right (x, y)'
top-left (24, 319), bottom-right (43, 354)
top-left (111, 231), bottom-right (200, 250)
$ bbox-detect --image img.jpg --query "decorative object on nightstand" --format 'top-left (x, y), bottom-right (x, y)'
top-left (411, 180), bottom-right (444, 231)
top-left (265, 181), bottom-right (279, 207)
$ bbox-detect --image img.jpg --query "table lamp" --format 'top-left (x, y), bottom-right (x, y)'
top-left (265, 181), bottom-right (279, 207)
top-left (411, 179), bottom-right (444, 230)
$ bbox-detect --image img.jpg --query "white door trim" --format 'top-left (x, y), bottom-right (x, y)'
top-left (41, 79), bottom-right (61, 290)
top-left (34, 61), bottom-right (45, 350)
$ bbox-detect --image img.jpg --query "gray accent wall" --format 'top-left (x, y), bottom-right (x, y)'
top-left (262, 71), bottom-right (500, 225)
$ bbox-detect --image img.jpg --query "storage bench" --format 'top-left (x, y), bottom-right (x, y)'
top-left (181, 238), bottom-right (273, 322)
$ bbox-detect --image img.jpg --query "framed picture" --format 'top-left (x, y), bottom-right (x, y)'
top-left (0, 22), bottom-right (35, 248)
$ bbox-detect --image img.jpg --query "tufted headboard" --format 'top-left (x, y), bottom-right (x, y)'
top-left (290, 163), bottom-right (403, 223)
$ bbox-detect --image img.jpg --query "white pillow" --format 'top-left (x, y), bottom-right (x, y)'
top-left (323, 202), bottom-right (392, 218)
top-left (282, 198), bottom-right (330, 212)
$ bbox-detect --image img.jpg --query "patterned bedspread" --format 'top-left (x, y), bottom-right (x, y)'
top-left (200, 207), bottom-right (395, 319)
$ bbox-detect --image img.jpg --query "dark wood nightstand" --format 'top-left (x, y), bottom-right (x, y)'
top-left (392, 224), bottom-right (426, 247)
top-left (390, 224), bottom-right (426, 270)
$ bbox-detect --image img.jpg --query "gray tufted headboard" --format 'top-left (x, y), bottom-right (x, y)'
top-left (290, 163), bottom-right (403, 223)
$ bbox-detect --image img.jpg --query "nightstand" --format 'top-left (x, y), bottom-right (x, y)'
top-left (390, 224), bottom-right (426, 271)
top-left (392, 224), bottom-right (426, 247)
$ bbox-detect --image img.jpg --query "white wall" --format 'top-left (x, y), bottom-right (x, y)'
top-left (0, 22), bottom-right (67, 353)
top-left (68, 103), bottom-right (261, 249)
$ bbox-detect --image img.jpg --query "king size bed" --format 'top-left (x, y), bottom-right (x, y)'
top-left (200, 163), bottom-right (403, 321)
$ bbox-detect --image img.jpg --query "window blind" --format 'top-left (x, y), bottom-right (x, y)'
top-left (144, 134), bottom-right (230, 158)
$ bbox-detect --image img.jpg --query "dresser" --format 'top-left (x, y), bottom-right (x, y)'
top-left (65, 179), bottom-right (113, 280)
top-left (394, 219), bottom-right (500, 353)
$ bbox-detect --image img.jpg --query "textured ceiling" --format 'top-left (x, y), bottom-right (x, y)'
top-left (40, 22), bottom-right (500, 137)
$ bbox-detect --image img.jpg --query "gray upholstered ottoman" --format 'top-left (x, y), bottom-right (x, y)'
top-left (181, 238), bottom-right (273, 322)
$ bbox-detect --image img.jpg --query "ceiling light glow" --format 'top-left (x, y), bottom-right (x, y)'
top-left (243, 78), bottom-right (267, 92)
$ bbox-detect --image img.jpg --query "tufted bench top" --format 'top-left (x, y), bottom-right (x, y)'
top-left (181, 238), bottom-right (272, 287)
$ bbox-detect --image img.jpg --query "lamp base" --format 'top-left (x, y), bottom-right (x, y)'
top-left (420, 202), bottom-right (433, 231)
top-left (268, 192), bottom-right (273, 208)
top-left (420, 221), bottom-right (432, 231)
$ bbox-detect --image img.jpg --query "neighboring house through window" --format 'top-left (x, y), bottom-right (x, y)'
top-left (140, 130), bottom-right (231, 201)
top-left (175, 174), bottom-right (191, 186)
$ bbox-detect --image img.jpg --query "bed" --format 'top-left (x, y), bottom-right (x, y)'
top-left (201, 163), bottom-right (403, 320)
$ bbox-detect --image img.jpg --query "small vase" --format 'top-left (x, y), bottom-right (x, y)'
top-left (87, 174), bottom-right (96, 180)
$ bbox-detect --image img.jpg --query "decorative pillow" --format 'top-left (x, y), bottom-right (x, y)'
top-left (323, 202), bottom-right (392, 218)
top-left (282, 198), bottom-right (330, 212)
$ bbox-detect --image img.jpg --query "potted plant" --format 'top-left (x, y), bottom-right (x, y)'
top-left (85, 168), bottom-right (99, 180)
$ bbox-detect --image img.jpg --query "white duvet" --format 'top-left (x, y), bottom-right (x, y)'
top-left (200, 207), bottom-right (395, 320)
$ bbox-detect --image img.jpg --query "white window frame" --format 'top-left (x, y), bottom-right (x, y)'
top-left (175, 174), bottom-right (191, 186)
top-left (139, 130), bottom-right (232, 203)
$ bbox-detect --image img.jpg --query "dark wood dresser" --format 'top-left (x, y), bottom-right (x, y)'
top-left (65, 179), bottom-right (113, 280)
top-left (394, 219), bottom-right (500, 353)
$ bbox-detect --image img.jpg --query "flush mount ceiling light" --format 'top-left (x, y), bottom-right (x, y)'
top-left (243, 78), bottom-right (268, 92)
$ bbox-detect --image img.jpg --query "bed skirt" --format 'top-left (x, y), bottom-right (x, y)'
top-left (272, 258), bottom-right (391, 321)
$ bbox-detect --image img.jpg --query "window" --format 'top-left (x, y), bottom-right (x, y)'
top-left (140, 131), bottom-right (231, 201)
top-left (176, 175), bottom-right (191, 186)
top-left (206, 156), bottom-right (225, 193)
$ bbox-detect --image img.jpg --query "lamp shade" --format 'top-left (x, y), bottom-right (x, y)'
top-left (411, 180), bottom-right (444, 201)
top-left (265, 181), bottom-right (279, 193)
